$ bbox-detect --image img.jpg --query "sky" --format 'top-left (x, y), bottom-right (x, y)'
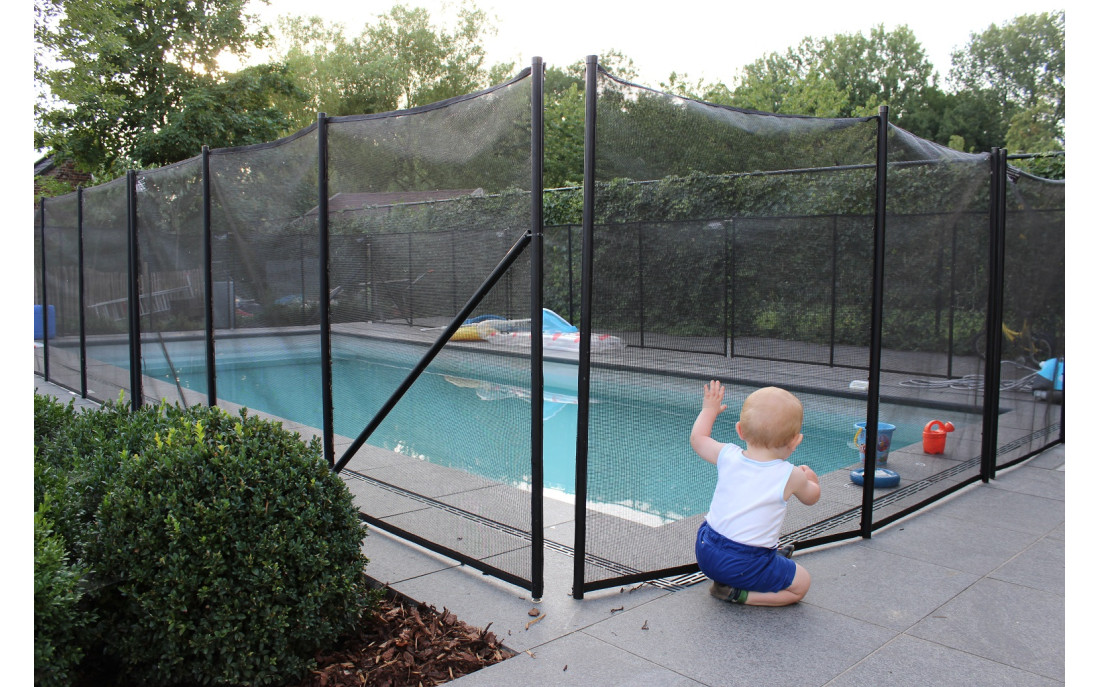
top-left (248, 0), bottom-right (1064, 87)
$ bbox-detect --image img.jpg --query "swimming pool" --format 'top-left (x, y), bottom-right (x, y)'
top-left (95, 334), bottom-right (965, 524)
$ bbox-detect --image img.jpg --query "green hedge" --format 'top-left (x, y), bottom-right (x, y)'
top-left (34, 500), bottom-right (92, 687)
top-left (32, 395), bottom-right (375, 686)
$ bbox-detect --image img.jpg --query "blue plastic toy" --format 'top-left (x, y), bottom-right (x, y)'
top-left (849, 467), bottom-right (901, 488)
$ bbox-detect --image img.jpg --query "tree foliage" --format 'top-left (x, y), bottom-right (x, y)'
top-left (731, 25), bottom-right (936, 122)
top-left (950, 11), bottom-right (1065, 151)
top-left (34, 4), bottom-right (1066, 189)
top-left (34, 0), bottom-right (295, 178)
top-left (272, 3), bottom-right (512, 131)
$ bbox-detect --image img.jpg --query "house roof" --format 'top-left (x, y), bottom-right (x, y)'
top-left (34, 155), bottom-right (56, 176)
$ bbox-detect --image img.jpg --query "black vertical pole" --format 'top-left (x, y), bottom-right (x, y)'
top-left (126, 170), bottom-right (143, 410)
top-left (980, 149), bottom-right (1007, 482)
top-left (859, 106), bottom-right (889, 538)
top-left (77, 187), bottom-right (87, 397)
top-left (202, 146), bottom-right (218, 405)
top-left (530, 56), bottom-right (546, 602)
top-left (946, 218), bottom-right (959, 379)
top-left (39, 199), bottom-right (49, 381)
top-left (723, 222), bottom-right (730, 358)
top-left (637, 225), bottom-right (645, 348)
top-left (573, 54), bottom-right (598, 600)
top-left (318, 112), bottom-right (335, 468)
top-left (729, 221), bottom-right (737, 358)
top-left (829, 215), bottom-right (839, 367)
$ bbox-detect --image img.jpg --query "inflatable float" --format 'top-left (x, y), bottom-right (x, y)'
top-left (452, 308), bottom-right (624, 357)
top-left (849, 467), bottom-right (901, 488)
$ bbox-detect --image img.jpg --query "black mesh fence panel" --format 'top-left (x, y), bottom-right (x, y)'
top-left (206, 127), bottom-right (320, 425)
top-left (995, 172), bottom-right (1064, 466)
top-left (577, 68), bottom-right (884, 591)
top-left (858, 134), bottom-right (992, 530)
top-left (81, 176), bottom-right (133, 404)
top-left (572, 68), bottom-right (1010, 593)
top-left (326, 73), bottom-right (537, 589)
top-left (34, 202), bottom-right (44, 376)
top-left (134, 158), bottom-right (208, 407)
top-left (42, 192), bottom-right (82, 392)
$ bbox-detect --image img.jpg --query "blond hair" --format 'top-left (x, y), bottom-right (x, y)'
top-left (739, 386), bottom-right (803, 448)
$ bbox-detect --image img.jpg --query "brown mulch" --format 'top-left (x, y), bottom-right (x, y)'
top-left (288, 589), bottom-right (516, 687)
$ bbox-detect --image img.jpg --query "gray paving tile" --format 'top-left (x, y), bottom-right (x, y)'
top-left (391, 547), bottom-right (672, 653)
top-left (828, 633), bottom-right (1061, 687)
top-left (379, 507), bottom-right (532, 561)
top-left (361, 458), bottom-right (505, 498)
top-left (864, 511), bottom-right (1041, 577)
top-left (585, 584), bottom-right (898, 687)
top-left (1047, 522), bottom-right (1064, 541)
top-left (798, 542), bottom-right (979, 631)
top-left (988, 464), bottom-right (1065, 501)
top-left (449, 632), bottom-right (706, 686)
top-left (438, 485), bottom-right (575, 529)
top-left (921, 483), bottom-right (1065, 537)
top-left (1025, 444), bottom-right (1065, 470)
top-left (342, 474), bottom-right (436, 518)
top-left (989, 535), bottom-right (1065, 595)
top-left (360, 525), bottom-right (460, 586)
top-left (909, 577), bottom-right (1065, 681)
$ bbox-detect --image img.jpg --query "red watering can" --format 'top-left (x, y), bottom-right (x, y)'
top-left (922, 420), bottom-right (955, 454)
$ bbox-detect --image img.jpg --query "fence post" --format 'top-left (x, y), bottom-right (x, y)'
top-left (829, 215), bottom-right (839, 366)
top-left (636, 225), bottom-right (645, 348)
top-left (946, 217), bottom-right (960, 379)
top-left (126, 170), bottom-right (143, 410)
top-left (724, 221), bottom-right (731, 357)
top-left (318, 112), bottom-right (335, 468)
top-left (77, 187), bottom-right (87, 397)
top-left (202, 146), bottom-right (218, 405)
top-left (39, 198), bottom-right (49, 381)
top-left (859, 105), bottom-right (889, 539)
top-left (530, 56), bottom-right (546, 602)
top-left (572, 54), bottom-right (599, 599)
top-left (980, 148), bottom-right (1007, 482)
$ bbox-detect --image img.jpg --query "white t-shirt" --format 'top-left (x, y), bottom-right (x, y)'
top-left (705, 444), bottom-right (794, 548)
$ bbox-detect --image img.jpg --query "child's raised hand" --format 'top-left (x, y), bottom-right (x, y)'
top-left (702, 380), bottom-right (727, 414)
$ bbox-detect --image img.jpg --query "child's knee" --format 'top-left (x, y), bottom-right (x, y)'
top-left (788, 565), bottom-right (811, 600)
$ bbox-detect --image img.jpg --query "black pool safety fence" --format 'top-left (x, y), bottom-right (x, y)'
top-left (35, 57), bottom-right (1064, 600)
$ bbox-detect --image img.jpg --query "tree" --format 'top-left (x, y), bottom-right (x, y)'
top-left (35, 0), bottom-right (292, 179)
top-left (731, 25), bottom-right (936, 124)
top-left (949, 11), bottom-right (1065, 150)
top-left (540, 52), bottom-right (639, 189)
top-left (271, 3), bottom-right (513, 131)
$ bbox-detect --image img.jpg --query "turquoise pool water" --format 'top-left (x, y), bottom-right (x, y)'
top-left (105, 336), bottom-right (966, 524)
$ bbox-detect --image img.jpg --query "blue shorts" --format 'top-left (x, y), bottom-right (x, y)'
top-left (695, 520), bottom-right (796, 594)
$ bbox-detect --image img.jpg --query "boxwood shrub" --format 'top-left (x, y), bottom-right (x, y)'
top-left (34, 394), bottom-right (178, 563)
top-left (34, 500), bottom-right (92, 687)
top-left (57, 401), bottom-right (374, 686)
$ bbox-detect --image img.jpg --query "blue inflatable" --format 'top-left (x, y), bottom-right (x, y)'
top-left (850, 467), bottom-right (901, 488)
top-left (1036, 358), bottom-right (1064, 391)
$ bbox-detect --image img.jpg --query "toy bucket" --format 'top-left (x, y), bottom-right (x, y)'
top-left (854, 422), bottom-right (896, 464)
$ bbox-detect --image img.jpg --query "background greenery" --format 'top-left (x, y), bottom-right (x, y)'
top-left (34, 2), bottom-right (1064, 188)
